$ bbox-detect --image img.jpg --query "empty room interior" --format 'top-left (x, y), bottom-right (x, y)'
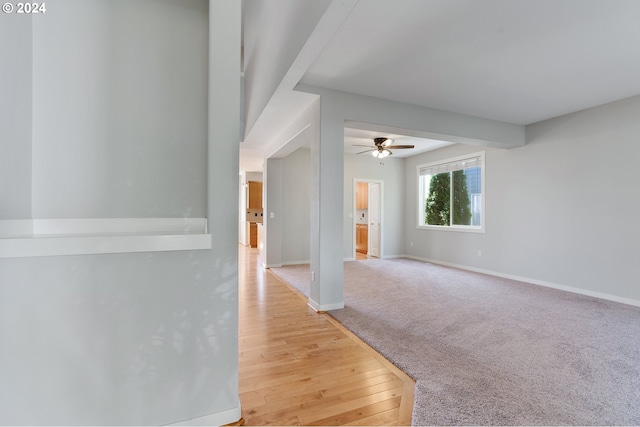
top-left (2, 0), bottom-right (640, 425)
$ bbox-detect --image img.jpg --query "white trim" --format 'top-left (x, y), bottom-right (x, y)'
top-left (168, 404), bottom-right (242, 426)
top-left (281, 259), bottom-right (310, 266)
top-left (416, 224), bottom-right (485, 233)
top-left (308, 299), bottom-right (321, 311)
top-left (382, 254), bottom-right (406, 259)
top-left (265, 263), bottom-right (283, 268)
top-left (0, 218), bottom-right (211, 259)
top-left (416, 151), bottom-right (485, 232)
top-left (0, 234), bottom-right (212, 259)
top-left (32, 218), bottom-right (207, 235)
top-left (416, 151), bottom-right (485, 174)
top-left (405, 255), bottom-right (640, 308)
top-left (308, 298), bottom-right (345, 312)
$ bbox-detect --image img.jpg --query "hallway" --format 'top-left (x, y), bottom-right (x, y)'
top-left (238, 245), bottom-right (414, 425)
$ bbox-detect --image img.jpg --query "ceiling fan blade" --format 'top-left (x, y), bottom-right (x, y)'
top-left (356, 148), bottom-right (376, 154)
top-left (352, 144), bottom-right (375, 148)
top-left (387, 145), bottom-right (415, 149)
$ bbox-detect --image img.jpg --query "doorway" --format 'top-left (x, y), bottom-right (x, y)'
top-left (353, 179), bottom-right (383, 260)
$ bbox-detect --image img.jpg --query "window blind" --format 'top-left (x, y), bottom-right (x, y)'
top-left (419, 155), bottom-right (482, 176)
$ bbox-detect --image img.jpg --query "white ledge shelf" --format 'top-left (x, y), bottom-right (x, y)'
top-left (0, 218), bottom-right (211, 259)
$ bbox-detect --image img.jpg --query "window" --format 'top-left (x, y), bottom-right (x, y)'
top-left (417, 152), bottom-right (485, 232)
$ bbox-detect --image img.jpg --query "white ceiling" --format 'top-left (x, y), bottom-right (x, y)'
top-left (239, 148), bottom-right (265, 173)
top-left (242, 0), bottom-right (640, 170)
top-left (300, 0), bottom-right (640, 126)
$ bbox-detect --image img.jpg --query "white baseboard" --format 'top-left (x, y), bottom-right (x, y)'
top-left (281, 259), bottom-right (310, 266)
top-left (405, 255), bottom-right (640, 308)
top-left (268, 260), bottom-right (311, 267)
top-left (348, 254), bottom-right (405, 261)
top-left (265, 263), bottom-right (283, 268)
top-left (168, 405), bottom-right (242, 426)
top-left (308, 298), bottom-right (345, 312)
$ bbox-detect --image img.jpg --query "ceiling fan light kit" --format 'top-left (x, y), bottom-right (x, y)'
top-left (372, 149), bottom-right (391, 158)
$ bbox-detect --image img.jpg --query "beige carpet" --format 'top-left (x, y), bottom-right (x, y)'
top-left (270, 258), bottom-right (640, 426)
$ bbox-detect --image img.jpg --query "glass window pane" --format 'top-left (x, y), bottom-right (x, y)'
top-left (452, 170), bottom-right (471, 225)
top-left (417, 152), bottom-right (484, 230)
top-left (452, 167), bottom-right (481, 226)
top-left (425, 172), bottom-right (450, 226)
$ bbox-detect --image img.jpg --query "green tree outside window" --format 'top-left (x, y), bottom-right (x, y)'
top-left (425, 173), bottom-right (449, 225)
top-left (425, 171), bottom-right (472, 226)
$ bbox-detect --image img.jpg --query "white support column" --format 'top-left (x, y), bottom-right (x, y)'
top-left (309, 98), bottom-right (345, 311)
top-left (207, 0), bottom-right (242, 424)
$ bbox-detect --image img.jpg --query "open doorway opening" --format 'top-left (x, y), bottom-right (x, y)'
top-left (354, 179), bottom-right (383, 260)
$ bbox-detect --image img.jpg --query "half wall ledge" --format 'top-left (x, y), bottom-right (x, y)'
top-left (0, 218), bottom-right (212, 259)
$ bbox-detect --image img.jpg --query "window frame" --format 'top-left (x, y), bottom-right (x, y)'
top-left (416, 151), bottom-right (486, 233)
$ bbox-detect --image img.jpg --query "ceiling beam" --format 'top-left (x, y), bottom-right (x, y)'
top-left (243, 0), bottom-right (359, 152)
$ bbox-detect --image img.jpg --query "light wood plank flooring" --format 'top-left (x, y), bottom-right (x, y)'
top-left (355, 252), bottom-right (368, 260)
top-left (238, 246), bottom-right (414, 426)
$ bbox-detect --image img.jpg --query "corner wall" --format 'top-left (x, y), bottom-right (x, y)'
top-left (404, 95), bottom-right (640, 304)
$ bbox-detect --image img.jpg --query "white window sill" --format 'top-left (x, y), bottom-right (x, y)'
top-left (0, 219), bottom-right (211, 259)
top-left (417, 224), bottom-right (485, 233)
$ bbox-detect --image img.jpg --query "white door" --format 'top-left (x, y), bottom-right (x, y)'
top-left (368, 183), bottom-right (381, 258)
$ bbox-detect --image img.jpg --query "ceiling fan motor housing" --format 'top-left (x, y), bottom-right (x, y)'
top-left (374, 137), bottom-right (389, 146)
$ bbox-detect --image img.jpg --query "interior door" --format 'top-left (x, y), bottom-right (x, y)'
top-left (368, 183), bottom-right (381, 258)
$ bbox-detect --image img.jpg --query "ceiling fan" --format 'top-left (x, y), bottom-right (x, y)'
top-left (354, 137), bottom-right (415, 158)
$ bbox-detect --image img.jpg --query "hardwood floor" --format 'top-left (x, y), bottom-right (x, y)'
top-left (238, 246), bottom-right (414, 426)
top-left (355, 251), bottom-right (368, 260)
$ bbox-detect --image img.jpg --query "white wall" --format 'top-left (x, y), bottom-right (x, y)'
top-left (404, 95), bottom-right (640, 303)
top-left (0, 1), bottom-right (241, 424)
top-left (0, 250), bottom-right (237, 425)
top-left (344, 154), bottom-right (404, 259)
top-left (31, 0), bottom-right (208, 219)
top-left (0, 15), bottom-right (32, 219)
top-left (281, 148), bottom-right (311, 264)
top-left (246, 172), bottom-right (263, 182)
